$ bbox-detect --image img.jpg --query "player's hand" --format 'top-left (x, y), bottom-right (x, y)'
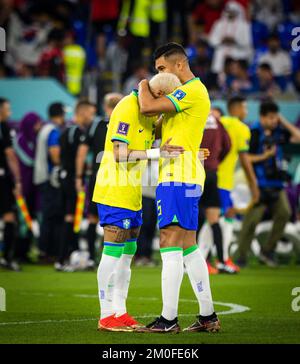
top-left (75, 177), bottom-right (84, 192)
top-left (138, 79), bottom-right (149, 89)
top-left (198, 148), bottom-right (210, 160)
top-left (160, 138), bottom-right (185, 158)
top-left (13, 181), bottom-right (22, 197)
top-left (263, 146), bottom-right (276, 159)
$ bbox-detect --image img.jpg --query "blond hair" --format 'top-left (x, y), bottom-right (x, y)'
top-left (103, 93), bottom-right (124, 109)
top-left (149, 73), bottom-right (182, 95)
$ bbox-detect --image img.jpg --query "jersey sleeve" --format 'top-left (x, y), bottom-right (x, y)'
top-left (165, 84), bottom-right (193, 113)
top-left (111, 100), bottom-right (138, 145)
top-left (47, 129), bottom-right (60, 147)
top-left (237, 125), bottom-right (251, 153)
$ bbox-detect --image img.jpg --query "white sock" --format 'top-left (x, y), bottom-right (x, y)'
top-left (113, 254), bottom-right (134, 317)
top-left (183, 246), bottom-right (214, 317)
top-left (97, 254), bottom-right (120, 319)
top-left (198, 222), bottom-right (213, 260)
top-left (220, 217), bottom-right (233, 261)
top-left (161, 248), bottom-right (184, 321)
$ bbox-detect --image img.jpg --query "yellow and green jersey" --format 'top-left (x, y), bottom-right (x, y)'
top-left (92, 90), bottom-right (156, 211)
top-left (159, 77), bottom-right (210, 186)
top-left (217, 116), bottom-right (251, 191)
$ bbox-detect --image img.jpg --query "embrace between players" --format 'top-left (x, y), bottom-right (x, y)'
top-left (93, 43), bottom-right (221, 334)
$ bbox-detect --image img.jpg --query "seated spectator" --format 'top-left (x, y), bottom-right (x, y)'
top-left (251, 0), bottom-right (283, 31)
top-left (251, 63), bottom-right (281, 98)
top-left (192, 0), bottom-right (225, 38)
top-left (209, 1), bottom-right (252, 74)
top-left (123, 62), bottom-right (151, 95)
top-left (258, 34), bottom-right (292, 77)
top-left (190, 39), bottom-right (218, 92)
top-left (228, 60), bottom-right (253, 95)
top-left (38, 28), bottom-right (66, 84)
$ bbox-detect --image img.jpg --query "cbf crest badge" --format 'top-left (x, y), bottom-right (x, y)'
top-left (172, 89), bottom-right (186, 101)
top-left (123, 218), bottom-right (131, 229)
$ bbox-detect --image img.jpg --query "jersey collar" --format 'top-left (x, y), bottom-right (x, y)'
top-left (183, 77), bottom-right (200, 85)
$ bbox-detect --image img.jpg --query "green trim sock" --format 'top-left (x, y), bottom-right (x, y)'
top-left (160, 246), bottom-right (184, 321)
top-left (113, 238), bottom-right (137, 316)
top-left (183, 245), bottom-right (214, 316)
top-left (103, 241), bottom-right (125, 258)
top-left (98, 241), bottom-right (124, 319)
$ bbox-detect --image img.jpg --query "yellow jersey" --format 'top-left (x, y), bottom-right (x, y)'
top-left (159, 77), bottom-right (210, 186)
top-left (92, 90), bottom-right (156, 211)
top-left (217, 116), bottom-right (251, 191)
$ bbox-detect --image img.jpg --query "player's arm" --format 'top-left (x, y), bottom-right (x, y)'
top-left (48, 129), bottom-right (61, 166)
top-left (5, 147), bottom-right (22, 195)
top-left (49, 146), bottom-right (60, 165)
top-left (278, 114), bottom-right (300, 143)
top-left (239, 152), bottom-right (260, 204)
top-left (138, 80), bottom-right (176, 115)
top-left (248, 146), bottom-right (276, 163)
top-left (113, 139), bottom-right (184, 162)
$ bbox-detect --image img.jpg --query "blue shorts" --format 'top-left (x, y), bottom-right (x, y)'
top-left (97, 203), bottom-right (143, 229)
top-left (156, 182), bottom-right (202, 230)
top-left (218, 188), bottom-right (233, 214)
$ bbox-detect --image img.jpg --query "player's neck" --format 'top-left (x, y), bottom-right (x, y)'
top-left (180, 71), bottom-right (196, 84)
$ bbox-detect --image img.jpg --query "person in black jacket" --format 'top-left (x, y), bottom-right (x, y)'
top-left (55, 100), bottom-right (96, 271)
top-left (0, 98), bottom-right (22, 271)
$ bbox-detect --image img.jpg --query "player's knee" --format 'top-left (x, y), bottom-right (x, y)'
top-left (159, 227), bottom-right (183, 248)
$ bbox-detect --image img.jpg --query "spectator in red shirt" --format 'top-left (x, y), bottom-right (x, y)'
top-left (38, 28), bottom-right (65, 84)
top-left (192, 0), bottom-right (225, 38)
top-left (198, 110), bottom-right (235, 274)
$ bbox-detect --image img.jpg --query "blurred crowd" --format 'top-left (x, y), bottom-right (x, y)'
top-left (0, 0), bottom-right (300, 101)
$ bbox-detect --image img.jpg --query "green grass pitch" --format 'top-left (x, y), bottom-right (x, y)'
top-left (0, 264), bottom-right (300, 344)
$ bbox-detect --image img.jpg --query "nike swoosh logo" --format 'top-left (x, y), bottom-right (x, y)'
top-left (139, 129), bottom-right (144, 133)
top-left (164, 324), bottom-right (177, 332)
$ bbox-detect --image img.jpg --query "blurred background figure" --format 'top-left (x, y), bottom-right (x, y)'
top-left (13, 112), bottom-right (41, 262)
top-left (198, 109), bottom-right (233, 274)
top-left (0, 97), bottom-right (22, 271)
top-left (236, 101), bottom-right (300, 267)
top-left (209, 1), bottom-right (252, 74)
top-left (55, 100), bottom-right (95, 272)
top-left (34, 102), bottom-right (65, 262)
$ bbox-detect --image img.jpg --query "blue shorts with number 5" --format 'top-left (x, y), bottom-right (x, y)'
top-left (155, 182), bottom-right (202, 230)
